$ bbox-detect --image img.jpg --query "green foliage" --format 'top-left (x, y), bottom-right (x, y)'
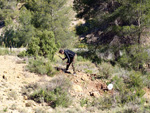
top-left (111, 71), bottom-right (145, 106)
top-left (17, 51), bottom-right (27, 58)
top-left (74, 0), bottom-right (150, 39)
top-left (1, 0), bottom-right (75, 48)
top-left (30, 76), bottom-right (72, 108)
top-left (118, 45), bottom-right (149, 71)
top-left (27, 30), bottom-right (58, 59)
top-left (128, 71), bottom-right (144, 89)
top-left (80, 98), bottom-right (89, 107)
top-left (77, 56), bottom-right (87, 62)
top-left (112, 75), bottom-right (126, 92)
top-left (0, 0), bottom-right (17, 22)
top-left (91, 96), bottom-right (115, 110)
top-left (76, 25), bottom-right (89, 35)
top-left (24, 0), bottom-right (75, 48)
top-left (98, 62), bottom-right (114, 79)
top-left (30, 87), bottom-right (71, 108)
top-left (73, 0), bottom-right (150, 71)
top-left (1, 6), bottom-right (35, 47)
top-left (0, 48), bottom-right (9, 55)
top-left (26, 57), bottom-right (56, 76)
top-left (3, 107), bottom-right (7, 112)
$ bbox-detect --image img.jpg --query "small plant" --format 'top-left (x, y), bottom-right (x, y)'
top-left (26, 57), bottom-right (56, 76)
top-left (80, 98), bottom-right (89, 107)
top-left (98, 62), bottom-right (113, 79)
top-left (118, 45), bottom-right (149, 71)
top-left (0, 48), bottom-right (9, 55)
top-left (3, 107), bottom-right (7, 112)
top-left (128, 71), bottom-right (144, 89)
top-left (30, 87), bottom-right (72, 108)
top-left (112, 75), bottom-right (126, 92)
top-left (77, 56), bottom-right (87, 62)
top-left (29, 75), bottom-right (72, 108)
top-left (91, 96), bottom-right (115, 110)
top-left (17, 50), bottom-right (27, 57)
top-left (76, 25), bottom-right (89, 35)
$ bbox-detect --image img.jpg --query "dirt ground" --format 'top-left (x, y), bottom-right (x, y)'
top-left (2, 55), bottom-right (149, 113)
top-left (0, 55), bottom-right (111, 113)
top-left (0, 55), bottom-right (53, 112)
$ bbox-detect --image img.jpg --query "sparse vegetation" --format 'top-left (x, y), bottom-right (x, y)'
top-left (1, 0), bottom-right (150, 112)
top-left (80, 98), bottom-right (89, 107)
top-left (17, 50), bottom-right (27, 58)
top-left (26, 57), bottom-right (56, 76)
top-left (29, 76), bottom-right (72, 108)
top-left (0, 48), bottom-right (11, 55)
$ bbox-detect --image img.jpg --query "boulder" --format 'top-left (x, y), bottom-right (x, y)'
top-left (72, 84), bottom-right (83, 92)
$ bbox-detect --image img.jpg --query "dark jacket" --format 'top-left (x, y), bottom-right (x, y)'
top-left (64, 49), bottom-right (75, 63)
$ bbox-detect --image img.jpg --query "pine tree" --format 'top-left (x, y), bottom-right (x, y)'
top-left (73, 0), bottom-right (150, 45)
top-left (25, 0), bottom-right (75, 47)
top-left (27, 30), bottom-right (57, 59)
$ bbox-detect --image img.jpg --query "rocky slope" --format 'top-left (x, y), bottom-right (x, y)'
top-left (0, 55), bottom-right (109, 113)
top-left (0, 56), bottom-right (53, 113)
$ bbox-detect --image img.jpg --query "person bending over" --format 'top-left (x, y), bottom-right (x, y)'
top-left (59, 49), bottom-right (76, 74)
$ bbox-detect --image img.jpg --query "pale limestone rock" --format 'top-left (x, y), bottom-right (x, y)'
top-left (72, 84), bottom-right (83, 92)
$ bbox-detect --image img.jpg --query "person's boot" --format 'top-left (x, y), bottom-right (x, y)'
top-left (73, 72), bottom-right (76, 76)
top-left (64, 70), bottom-right (71, 74)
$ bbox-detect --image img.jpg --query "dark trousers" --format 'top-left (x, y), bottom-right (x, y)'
top-left (66, 57), bottom-right (75, 73)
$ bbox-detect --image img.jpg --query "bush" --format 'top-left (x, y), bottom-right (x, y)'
top-left (26, 57), bottom-right (56, 76)
top-left (77, 56), bottom-right (87, 62)
top-left (30, 87), bottom-right (71, 108)
top-left (17, 50), bottom-right (27, 57)
top-left (98, 62), bottom-right (114, 79)
top-left (112, 75), bottom-right (126, 92)
top-left (0, 48), bottom-right (10, 55)
top-left (76, 25), bottom-right (89, 35)
top-left (27, 30), bottom-right (58, 60)
top-left (75, 61), bottom-right (98, 74)
top-left (128, 71), bottom-right (144, 89)
top-left (118, 45), bottom-right (149, 71)
top-left (80, 98), bottom-right (89, 107)
top-left (91, 96), bottom-right (115, 110)
top-left (30, 76), bottom-right (72, 108)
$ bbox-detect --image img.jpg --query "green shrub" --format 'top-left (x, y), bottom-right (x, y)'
top-left (111, 71), bottom-right (145, 106)
top-left (98, 62), bottom-right (113, 79)
top-left (128, 71), bottom-right (144, 89)
top-left (91, 96), bottom-right (115, 110)
top-left (77, 56), bottom-right (87, 62)
top-left (0, 48), bottom-right (10, 55)
top-left (112, 75), bottom-right (126, 92)
top-left (80, 98), bottom-right (89, 107)
top-left (26, 57), bottom-right (55, 76)
top-left (17, 50), bottom-right (27, 57)
top-left (27, 30), bottom-right (58, 60)
top-left (30, 76), bottom-right (72, 108)
top-left (118, 45), bottom-right (149, 71)
top-left (76, 25), bottom-right (89, 35)
top-left (30, 88), bottom-right (71, 108)
top-left (143, 75), bottom-right (150, 88)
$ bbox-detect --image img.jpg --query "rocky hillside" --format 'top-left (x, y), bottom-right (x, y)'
top-left (0, 55), bottom-right (112, 113)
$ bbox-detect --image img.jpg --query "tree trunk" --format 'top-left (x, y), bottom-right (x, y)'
top-left (138, 32), bottom-right (141, 45)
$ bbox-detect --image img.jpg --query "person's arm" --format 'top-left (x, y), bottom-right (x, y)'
top-left (63, 56), bottom-right (67, 60)
top-left (64, 50), bottom-right (70, 63)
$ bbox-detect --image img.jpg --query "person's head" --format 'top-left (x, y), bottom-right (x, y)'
top-left (59, 49), bottom-right (64, 54)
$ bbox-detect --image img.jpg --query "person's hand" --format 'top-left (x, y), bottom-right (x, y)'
top-left (66, 62), bottom-right (69, 65)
